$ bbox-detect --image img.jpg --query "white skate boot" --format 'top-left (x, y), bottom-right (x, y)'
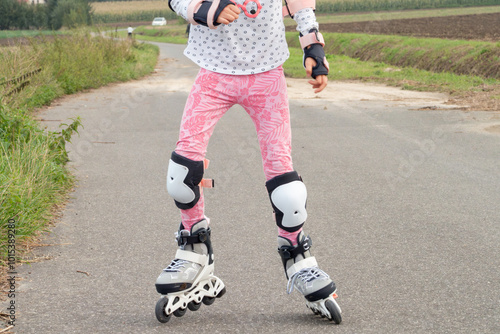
top-left (278, 232), bottom-right (342, 324)
top-left (155, 219), bottom-right (225, 323)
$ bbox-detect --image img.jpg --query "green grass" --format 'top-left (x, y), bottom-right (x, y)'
top-left (1, 30), bottom-right (159, 108)
top-left (0, 31), bottom-right (159, 264)
top-left (0, 30), bottom-right (66, 40)
top-left (0, 107), bottom-right (81, 261)
top-left (284, 48), bottom-right (499, 93)
top-left (286, 32), bottom-right (500, 80)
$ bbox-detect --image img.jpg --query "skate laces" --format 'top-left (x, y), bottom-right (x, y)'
top-left (287, 267), bottom-right (329, 294)
top-left (163, 258), bottom-right (188, 272)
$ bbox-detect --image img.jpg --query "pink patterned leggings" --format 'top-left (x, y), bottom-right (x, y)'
top-left (174, 66), bottom-right (301, 243)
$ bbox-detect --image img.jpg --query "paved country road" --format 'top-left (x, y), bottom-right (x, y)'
top-left (10, 42), bottom-right (500, 333)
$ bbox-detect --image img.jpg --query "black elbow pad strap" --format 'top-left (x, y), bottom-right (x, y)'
top-left (303, 43), bottom-right (329, 79)
top-left (192, 0), bottom-right (233, 28)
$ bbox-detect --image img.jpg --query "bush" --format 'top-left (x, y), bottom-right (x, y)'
top-left (0, 0), bottom-right (48, 29)
top-left (0, 0), bottom-right (92, 30)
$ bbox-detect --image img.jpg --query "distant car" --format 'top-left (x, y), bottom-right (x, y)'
top-left (152, 17), bottom-right (167, 26)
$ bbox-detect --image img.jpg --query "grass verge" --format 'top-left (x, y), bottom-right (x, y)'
top-left (285, 48), bottom-right (499, 91)
top-left (0, 31), bottom-right (159, 266)
top-left (287, 32), bottom-right (500, 80)
top-left (114, 25), bottom-right (189, 44)
top-left (0, 30), bottom-right (66, 40)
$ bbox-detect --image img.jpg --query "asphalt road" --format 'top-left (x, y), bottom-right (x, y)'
top-left (12, 42), bottom-right (500, 333)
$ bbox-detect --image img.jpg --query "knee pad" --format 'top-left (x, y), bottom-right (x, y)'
top-left (167, 152), bottom-right (204, 210)
top-left (266, 171), bottom-right (307, 232)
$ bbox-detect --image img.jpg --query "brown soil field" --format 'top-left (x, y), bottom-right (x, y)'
top-left (315, 12), bottom-right (500, 41)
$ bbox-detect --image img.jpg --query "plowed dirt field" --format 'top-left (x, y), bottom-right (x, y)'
top-left (314, 12), bottom-right (500, 41)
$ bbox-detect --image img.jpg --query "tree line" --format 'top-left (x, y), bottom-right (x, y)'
top-left (0, 0), bottom-right (92, 30)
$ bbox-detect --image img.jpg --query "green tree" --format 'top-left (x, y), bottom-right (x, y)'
top-left (0, 0), bottom-right (48, 29)
top-left (48, 0), bottom-right (92, 29)
top-left (0, 0), bottom-right (17, 30)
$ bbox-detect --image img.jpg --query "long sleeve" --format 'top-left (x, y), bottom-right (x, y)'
top-left (293, 8), bottom-right (319, 36)
top-left (169, 0), bottom-right (192, 20)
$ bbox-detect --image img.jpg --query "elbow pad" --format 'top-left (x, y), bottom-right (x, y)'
top-left (188, 0), bottom-right (233, 29)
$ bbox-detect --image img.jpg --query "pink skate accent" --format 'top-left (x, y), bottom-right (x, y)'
top-left (278, 228), bottom-right (302, 246)
top-left (200, 179), bottom-right (214, 188)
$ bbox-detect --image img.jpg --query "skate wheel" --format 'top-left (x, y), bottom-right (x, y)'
top-left (216, 287), bottom-right (226, 298)
top-left (155, 298), bottom-right (171, 323)
top-left (173, 307), bottom-right (187, 317)
top-left (202, 296), bottom-right (215, 305)
top-left (325, 299), bottom-right (342, 324)
top-left (188, 301), bottom-right (201, 311)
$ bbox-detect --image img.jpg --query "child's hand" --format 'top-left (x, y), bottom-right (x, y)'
top-left (305, 57), bottom-right (328, 93)
top-left (216, 5), bottom-right (240, 25)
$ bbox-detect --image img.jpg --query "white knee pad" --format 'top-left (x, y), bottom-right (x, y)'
top-left (167, 152), bottom-right (204, 210)
top-left (266, 171), bottom-right (307, 232)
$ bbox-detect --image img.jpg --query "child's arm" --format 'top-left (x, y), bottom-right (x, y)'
top-left (284, 1), bottom-right (329, 92)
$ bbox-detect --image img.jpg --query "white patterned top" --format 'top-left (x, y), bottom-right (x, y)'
top-left (169, 0), bottom-right (319, 75)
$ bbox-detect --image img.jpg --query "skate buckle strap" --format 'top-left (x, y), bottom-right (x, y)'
top-left (177, 228), bottom-right (212, 246)
top-left (279, 235), bottom-right (313, 260)
top-left (286, 256), bottom-right (318, 278)
top-left (175, 249), bottom-right (208, 266)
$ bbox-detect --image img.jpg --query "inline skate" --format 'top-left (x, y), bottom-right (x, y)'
top-left (155, 219), bottom-right (225, 323)
top-left (278, 232), bottom-right (342, 324)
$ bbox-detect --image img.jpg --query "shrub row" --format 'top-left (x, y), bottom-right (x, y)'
top-left (0, 0), bottom-right (92, 30)
top-left (316, 0), bottom-right (500, 13)
top-left (92, 10), bottom-right (177, 24)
